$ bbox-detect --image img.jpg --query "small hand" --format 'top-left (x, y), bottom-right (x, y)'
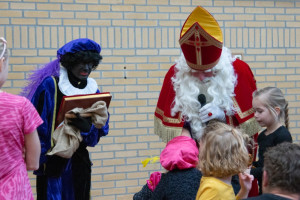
top-left (199, 103), bottom-right (225, 123)
top-left (68, 113), bottom-right (92, 132)
top-left (239, 172), bottom-right (254, 194)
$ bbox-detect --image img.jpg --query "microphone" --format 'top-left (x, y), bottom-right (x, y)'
top-left (198, 94), bottom-right (208, 125)
top-left (198, 94), bottom-right (206, 107)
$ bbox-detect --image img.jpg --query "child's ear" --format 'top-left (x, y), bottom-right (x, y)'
top-left (274, 107), bottom-right (281, 116)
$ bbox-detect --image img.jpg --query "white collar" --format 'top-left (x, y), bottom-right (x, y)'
top-left (58, 67), bottom-right (98, 96)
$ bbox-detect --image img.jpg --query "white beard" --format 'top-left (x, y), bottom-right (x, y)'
top-left (171, 46), bottom-right (237, 140)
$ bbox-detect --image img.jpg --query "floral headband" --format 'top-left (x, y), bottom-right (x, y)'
top-left (0, 37), bottom-right (7, 59)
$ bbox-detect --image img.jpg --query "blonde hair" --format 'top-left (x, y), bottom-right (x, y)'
top-left (0, 37), bottom-right (8, 60)
top-left (198, 121), bottom-right (250, 178)
top-left (253, 87), bottom-right (289, 130)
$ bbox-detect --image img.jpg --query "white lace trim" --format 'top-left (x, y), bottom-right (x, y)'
top-left (58, 67), bottom-right (98, 96)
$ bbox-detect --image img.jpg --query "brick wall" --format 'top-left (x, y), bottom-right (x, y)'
top-left (1, 0), bottom-right (299, 199)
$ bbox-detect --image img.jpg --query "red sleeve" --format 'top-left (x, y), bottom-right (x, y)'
top-left (227, 59), bottom-right (260, 136)
top-left (233, 59), bottom-right (257, 123)
top-left (155, 65), bottom-right (183, 128)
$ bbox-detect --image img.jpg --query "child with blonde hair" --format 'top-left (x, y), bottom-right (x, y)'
top-left (0, 37), bottom-right (43, 199)
top-left (250, 87), bottom-right (292, 194)
top-left (196, 120), bottom-right (253, 200)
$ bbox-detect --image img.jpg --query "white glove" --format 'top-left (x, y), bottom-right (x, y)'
top-left (199, 103), bottom-right (226, 123)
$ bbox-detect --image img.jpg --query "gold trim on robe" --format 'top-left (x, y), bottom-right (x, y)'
top-left (154, 116), bottom-right (183, 143)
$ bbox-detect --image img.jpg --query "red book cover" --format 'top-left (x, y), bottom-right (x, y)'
top-left (56, 92), bottom-right (112, 125)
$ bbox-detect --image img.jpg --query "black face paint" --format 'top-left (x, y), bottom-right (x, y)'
top-left (70, 63), bottom-right (93, 81)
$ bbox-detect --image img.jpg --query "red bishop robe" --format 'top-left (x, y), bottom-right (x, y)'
top-left (154, 58), bottom-right (261, 143)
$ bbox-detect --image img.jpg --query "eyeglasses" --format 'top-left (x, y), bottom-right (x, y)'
top-left (0, 37), bottom-right (7, 59)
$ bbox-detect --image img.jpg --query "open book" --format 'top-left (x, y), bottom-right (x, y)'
top-left (56, 92), bottom-right (112, 125)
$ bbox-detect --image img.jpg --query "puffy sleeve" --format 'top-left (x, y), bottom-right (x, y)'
top-left (31, 76), bottom-right (57, 166)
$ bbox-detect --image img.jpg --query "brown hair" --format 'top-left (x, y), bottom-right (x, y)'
top-left (198, 120), bottom-right (250, 178)
top-left (264, 142), bottom-right (300, 194)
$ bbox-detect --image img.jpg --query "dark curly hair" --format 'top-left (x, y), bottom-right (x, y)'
top-left (264, 142), bottom-right (300, 194)
top-left (60, 50), bottom-right (102, 71)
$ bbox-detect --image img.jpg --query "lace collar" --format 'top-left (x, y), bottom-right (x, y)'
top-left (58, 67), bottom-right (98, 96)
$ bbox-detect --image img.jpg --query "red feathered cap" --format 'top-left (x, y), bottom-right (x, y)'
top-left (179, 6), bottom-right (223, 71)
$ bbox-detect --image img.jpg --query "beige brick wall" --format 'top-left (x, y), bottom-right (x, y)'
top-left (1, 0), bottom-right (299, 199)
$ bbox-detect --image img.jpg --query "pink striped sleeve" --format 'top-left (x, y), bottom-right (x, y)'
top-left (22, 97), bottom-right (43, 135)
